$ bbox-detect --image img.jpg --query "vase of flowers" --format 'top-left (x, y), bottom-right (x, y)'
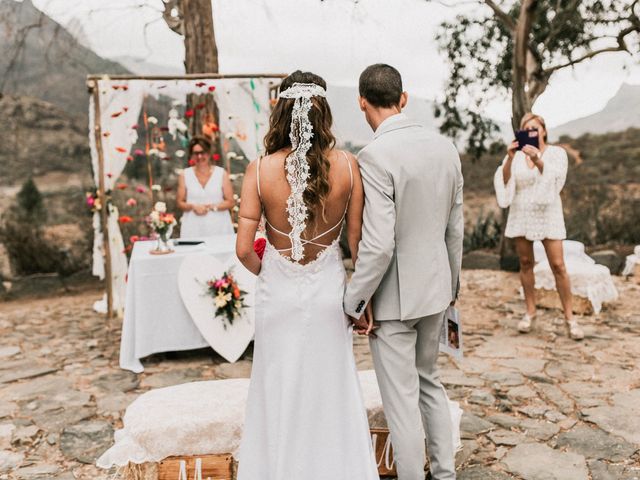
top-left (148, 202), bottom-right (177, 254)
top-left (205, 269), bottom-right (248, 329)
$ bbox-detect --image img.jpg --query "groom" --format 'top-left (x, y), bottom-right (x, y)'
top-left (344, 64), bottom-right (463, 480)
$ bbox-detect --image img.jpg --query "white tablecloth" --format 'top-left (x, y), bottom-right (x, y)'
top-left (120, 235), bottom-right (238, 373)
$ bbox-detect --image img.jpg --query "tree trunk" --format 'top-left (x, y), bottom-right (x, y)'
top-left (180, 0), bottom-right (221, 152)
top-left (501, 0), bottom-right (539, 271)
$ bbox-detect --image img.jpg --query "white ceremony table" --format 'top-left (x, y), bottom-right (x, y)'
top-left (120, 235), bottom-right (250, 373)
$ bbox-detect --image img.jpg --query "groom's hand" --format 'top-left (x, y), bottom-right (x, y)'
top-left (364, 303), bottom-right (377, 337)
top-left (350, 314), bottom-right (369, 335)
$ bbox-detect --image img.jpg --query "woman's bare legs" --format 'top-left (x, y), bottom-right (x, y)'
top-left (542, 239), bottom-right (583, 340)
top-left (515, 237), bottom-right (536, 316)
top-left (514, 237), bottom-right (536, 332)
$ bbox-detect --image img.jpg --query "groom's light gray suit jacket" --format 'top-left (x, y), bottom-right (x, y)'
top-left (344, 113), bottom-right (464, 321)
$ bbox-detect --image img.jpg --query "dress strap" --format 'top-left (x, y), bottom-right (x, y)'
top-left (342, 151), bottom-right (353, 214)
top-left (256, 156), bottom-right (263, 201)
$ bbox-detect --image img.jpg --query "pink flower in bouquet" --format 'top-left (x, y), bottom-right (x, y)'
top-left (135, 186), bottom-right (146, 193)
top-left (134, 149), bottom-right (144, 156)
top-left (86, 195), bottom-right (95, 207)
top-left (126, 198), bottom-right (137, 207)
top-left (129, 235), bottom-right (140, 243)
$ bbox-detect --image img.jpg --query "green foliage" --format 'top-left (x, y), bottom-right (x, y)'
top-left (16, 178), bottom-right (45, 222)
top-left (464, 210), bottom-right (501, 252)
top-left (436, 0), bottom-right (640, 158)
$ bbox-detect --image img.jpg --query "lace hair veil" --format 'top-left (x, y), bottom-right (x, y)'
top-left (278, 82), bottom-right (327, 262)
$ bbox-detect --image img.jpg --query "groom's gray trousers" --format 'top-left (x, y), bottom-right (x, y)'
top-left (369, 310), bottom-right (456, 480)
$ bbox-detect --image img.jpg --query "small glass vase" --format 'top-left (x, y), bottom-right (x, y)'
top-left (154, 225), bottom-right (174, 254)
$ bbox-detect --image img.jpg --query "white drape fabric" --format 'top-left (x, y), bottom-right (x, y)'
top-left (89, 77), bottom-right (280, 311)
top-left (96, 370), bottom-right (462, 470)
top-left (622, 245), bottom-right (640, 277)
top-left (532, 240), bottom-right (619, 314)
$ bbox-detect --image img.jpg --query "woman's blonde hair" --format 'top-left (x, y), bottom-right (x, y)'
top-left (520, 113), bottom-right (548, 142)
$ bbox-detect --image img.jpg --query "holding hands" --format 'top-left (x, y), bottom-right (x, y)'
top-left (351, 303), bottom-right (377, 337)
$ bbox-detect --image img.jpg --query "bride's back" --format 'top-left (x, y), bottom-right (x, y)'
top-left (258, 148), bottom-right (353, 263)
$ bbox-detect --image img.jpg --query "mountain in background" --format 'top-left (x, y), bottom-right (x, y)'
top-left (0, 0), bottom-right (129, 118)
top-left (552, 83), bottom-right (640, 140)
top-left (110, 55), bottom-right (185, 77)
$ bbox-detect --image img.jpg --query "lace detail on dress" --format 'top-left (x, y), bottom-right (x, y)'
top-left (278, 82), bottom-right (327, 262)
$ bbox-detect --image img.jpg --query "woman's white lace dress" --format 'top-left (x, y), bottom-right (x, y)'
top-left (494, 145), bottom-right (568, 241)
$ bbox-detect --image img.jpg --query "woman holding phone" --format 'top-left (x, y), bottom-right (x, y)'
top-left (494, 113), bottom-right (583, 340)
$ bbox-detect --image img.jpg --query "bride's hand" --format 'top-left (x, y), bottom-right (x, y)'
top-left (364, 303), bottom-right (377, 338)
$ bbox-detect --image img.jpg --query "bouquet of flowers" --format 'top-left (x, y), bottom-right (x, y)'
top-left (205, 269), bottom-right (248, 329)
top-left (148, 202), bottom-right (177, 241)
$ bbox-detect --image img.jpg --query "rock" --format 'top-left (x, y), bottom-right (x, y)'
top-left (588, 459), bottom-right (639, 480)
top-left (590, 250), bottom-right (622, 274)
top-left (0, 401), bottom-right (15, 419)
top-left (0, 364), bottom-right (58, 384)
top-left (462, 251), bottom-right (501, 270)
top-left (481, 371), bottom-right (524, 387)
top-left (440, 373), bottom-right (485, 387)
top-left (455, 439), bottom-right (478, 467)
top-left (14, 463), bottom-right (60, 479)
top-left (458, 466), bottom-right (513, 480)
top-left (141, 368), bottom-right (203, 388)
top-left (0, 346), bottom-right (20, 358)
top-left (60, 420), bottom-right (114, 464)
top-left (517, 403), bottom-right (549, 418)
top-left (215, 360), bottom-right (253, 379)
top-left (519, 418), bottom-right (560, 441)
top-left (486, 414), bottom-right (520, 429)
top-left (27, 389), bottom-right (95, 433)
top-left (460, 413), bottom-right (494, 438)
top-left (53, 474), bottom-right (76, 480)
top-left (487, 429), bottom-right (531, 446)
top-left (96, 392), bottom-right (136, 417)
top-left (0, 450), bottom-right (24, 473)
top-left (534, 383), bottom-right (574, 415)
top-left (497, 358), bottom-right (547, 374)
top-left (582, 390), bottom-right (640, 444)
top-left (0, 376), bottom-right (71, 401)
top-left (544, 410), bottom-right (568, 423)
top-left (46, 433), bottom-right (58, 445)
top-left (555, 425), bottom-right (638, 462)
top-left (469, 390), bottom-right (496, 406)
top-left (506, 385), bottom-right (538, 403)
top-left (0, 423), bottom-right (14, 449)
top-left (92, 371), bottom-right (139, 393)
top-left (11, 425), bottom-right (39, 446)
top-left (502, 443), bottom-right (589, 480)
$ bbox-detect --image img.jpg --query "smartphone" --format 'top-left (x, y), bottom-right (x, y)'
top-left (515, 128), bottom-right (540, 151)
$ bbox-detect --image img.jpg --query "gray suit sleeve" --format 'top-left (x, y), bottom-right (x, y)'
top-left (446, 152), bottom-right (464, 301)
top-left (344, 149), bottom-right (396, 318)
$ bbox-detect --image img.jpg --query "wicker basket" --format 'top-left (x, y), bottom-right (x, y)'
top-left (117, 429), bottom-right (411, 479)
top-left (535, 288), bottom-right (593, 315)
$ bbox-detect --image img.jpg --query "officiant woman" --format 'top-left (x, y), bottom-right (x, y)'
top-left (177, 136), bottom-right (234, 238)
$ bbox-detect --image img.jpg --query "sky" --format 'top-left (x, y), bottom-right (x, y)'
top-left (32, 0), bottom-right (640, 127)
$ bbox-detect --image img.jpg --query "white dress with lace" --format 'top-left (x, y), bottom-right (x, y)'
top-left (494, 145), bottom-right (567, 241)
top-left (236, 154), bottom-right (379, 480)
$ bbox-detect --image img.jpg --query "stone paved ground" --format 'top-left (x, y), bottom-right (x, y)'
top-left (0, 270), bottom-right (639, 480)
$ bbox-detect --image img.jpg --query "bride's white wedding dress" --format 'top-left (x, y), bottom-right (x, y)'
top-left (236, 155), bottom-right (379, 480)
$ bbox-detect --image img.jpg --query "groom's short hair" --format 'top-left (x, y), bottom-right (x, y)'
top-left (359, 64), bottom-right (403, 108)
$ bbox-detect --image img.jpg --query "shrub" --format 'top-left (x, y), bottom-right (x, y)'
top-left (464, 210), bottom-right (501, 252)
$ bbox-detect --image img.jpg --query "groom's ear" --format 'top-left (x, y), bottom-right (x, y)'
top-left (399, 92), bottom-right (408, 110)
top-left (358, 96), bottom-right (367, 112)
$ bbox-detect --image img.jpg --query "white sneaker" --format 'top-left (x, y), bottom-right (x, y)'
top-left (518, 313), bottom-right (536, 333)
top-left (566, 319), bottom-right (584, 341)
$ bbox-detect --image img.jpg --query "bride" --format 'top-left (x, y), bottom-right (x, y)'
top-left (235, 71), bottom-right (379, 480)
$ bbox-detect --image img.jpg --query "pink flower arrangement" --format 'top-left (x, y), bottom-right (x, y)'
top-left (135, 186), bottom-right (146, 193)
top-left (126, 198), bottom-right (137, 207)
